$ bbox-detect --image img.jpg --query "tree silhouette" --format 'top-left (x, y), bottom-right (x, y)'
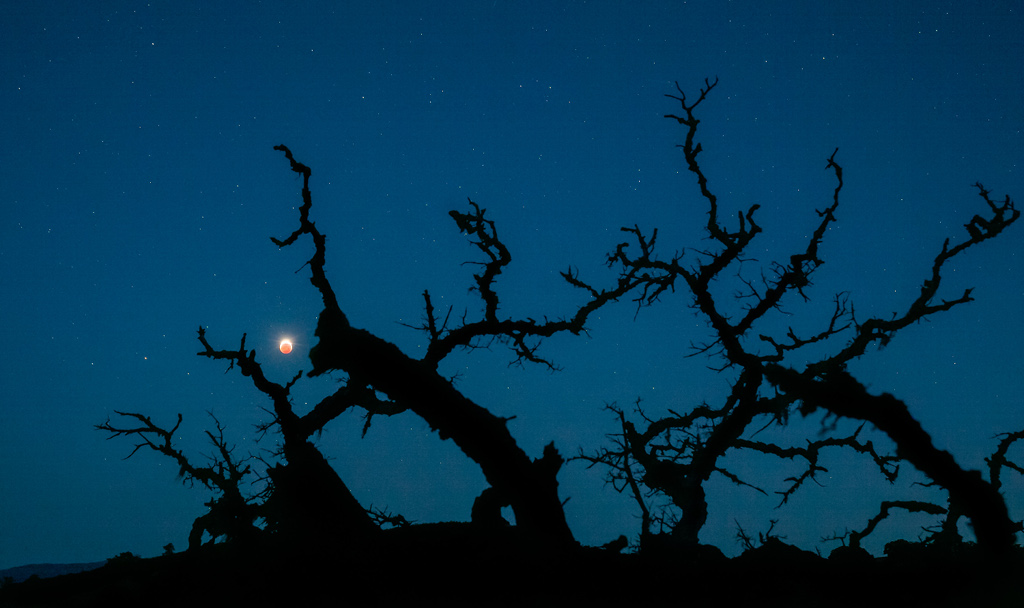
top-left (98, 142), bottom-right (644, 550)
top-left (262, 143), bottom-right (652, 544)
top-left (95, 79), bottom-right (1021, 569)
top-left (96, 411), bottom-right (260, 549)
top-left (576, 77), bottom-right (1020, 557)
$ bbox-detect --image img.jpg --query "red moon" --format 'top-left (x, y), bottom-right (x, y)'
top-left (279, 339), bottom-right (293, 354)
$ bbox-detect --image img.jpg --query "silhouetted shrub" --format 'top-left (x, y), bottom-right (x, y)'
top-left (105, 551), bottom-right (142, 567)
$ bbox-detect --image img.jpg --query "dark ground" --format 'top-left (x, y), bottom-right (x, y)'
top-left (1, 525), bottom-right (1021, 607)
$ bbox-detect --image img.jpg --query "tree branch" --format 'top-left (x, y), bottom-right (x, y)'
top-left (764, 366), bottom-right (1017, 556)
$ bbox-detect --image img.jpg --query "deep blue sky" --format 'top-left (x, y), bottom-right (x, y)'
top-left (2, 1), bottom-right (1022, 568)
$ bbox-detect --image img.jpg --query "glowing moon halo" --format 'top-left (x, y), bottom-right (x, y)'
top-left (279, 339), bottom-right (293, 354)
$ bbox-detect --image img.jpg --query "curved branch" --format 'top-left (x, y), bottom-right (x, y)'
top-left (815, 184), bottom-right (1018, 371)
top-left (271, 144), bottom-right (347, 326)
top-left (764, 365), bottom-right (1017, 557)
top-left (843, 501), bottom-right (947, 549)
top-left (196, 327), bottom-right (302, 443)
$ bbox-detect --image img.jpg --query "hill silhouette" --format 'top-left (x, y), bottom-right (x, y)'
top-left (1, 526), bottom-right (1021, 607)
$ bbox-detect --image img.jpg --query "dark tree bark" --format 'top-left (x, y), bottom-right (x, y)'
top-left (310, 319), bottom-right (574, 543)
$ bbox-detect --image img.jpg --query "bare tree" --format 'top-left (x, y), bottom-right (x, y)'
top-left (577, 77), bottom-right (1019, 556)
top-left (260, 145), bottom-right (646, 544)
top-left (96, 411), bottom-right (260, 549)
top-left (99, 141), bottom-right (642, 549)
top-left (96, 80), bottom-right (1017, 562)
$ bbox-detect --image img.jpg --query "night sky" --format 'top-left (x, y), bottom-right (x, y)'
top-left (2, 1), bottom-right (1023, 569)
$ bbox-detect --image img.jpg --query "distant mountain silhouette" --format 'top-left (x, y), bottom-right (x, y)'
top-left (0, 561), bottom-right (105, 584)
